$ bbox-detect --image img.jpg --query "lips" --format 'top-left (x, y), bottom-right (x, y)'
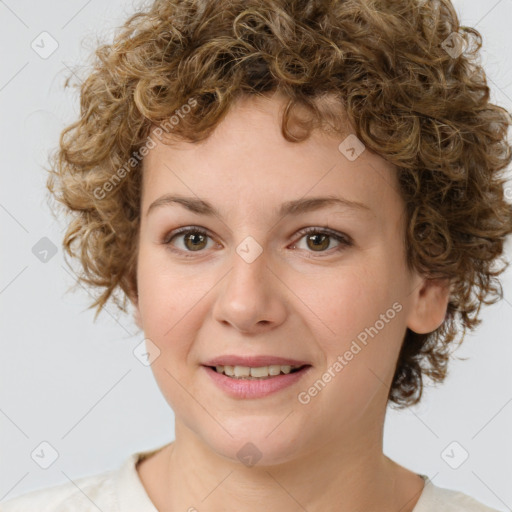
top-left (202, 355), bottom-right (311, 367)
top-left (203, 363), bottom-right (313, 399)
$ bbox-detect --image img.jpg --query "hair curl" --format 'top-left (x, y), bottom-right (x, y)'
top-left (47, 0), bottom-right (512, 408)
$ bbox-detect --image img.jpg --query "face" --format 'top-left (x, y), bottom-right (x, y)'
top-left (133, 92), bottom-right (448, 464)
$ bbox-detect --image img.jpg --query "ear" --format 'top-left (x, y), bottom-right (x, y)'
top-left (406, 275), bottom-right (452, 334)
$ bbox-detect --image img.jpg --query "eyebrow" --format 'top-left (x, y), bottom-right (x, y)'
top-left (146, 194), bottom-right (373, 218)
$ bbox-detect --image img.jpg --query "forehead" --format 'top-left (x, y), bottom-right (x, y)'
top-left (141, 94), bottom-right (401, 219)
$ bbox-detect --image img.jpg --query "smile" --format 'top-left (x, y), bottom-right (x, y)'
top-left (211, 364), bottom-right (305, 379)
top-left (202, 364), bottom-right (312, 399)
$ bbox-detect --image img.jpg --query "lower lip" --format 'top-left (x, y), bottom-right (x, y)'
top-left (202, 365), bottom-right (312, 399)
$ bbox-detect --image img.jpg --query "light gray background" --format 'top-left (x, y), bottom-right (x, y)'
top-left (1, 0), bottom-right (511, 509)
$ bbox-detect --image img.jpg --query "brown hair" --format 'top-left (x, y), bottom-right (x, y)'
top-left (47, 0), bottom-right (512, 407)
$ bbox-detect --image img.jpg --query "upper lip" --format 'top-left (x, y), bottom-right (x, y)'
top-left (202, 355), bottom-right (311, 367)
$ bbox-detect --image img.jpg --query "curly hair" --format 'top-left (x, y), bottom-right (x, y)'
top-left (47, 0), bottom-right (512, 408)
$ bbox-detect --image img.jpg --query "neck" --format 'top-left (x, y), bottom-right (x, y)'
top-left (140, 413), bottom-right (424, 512)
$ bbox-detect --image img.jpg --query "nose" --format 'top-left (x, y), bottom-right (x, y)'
top-left (211, 241), bottom-right (287, 335)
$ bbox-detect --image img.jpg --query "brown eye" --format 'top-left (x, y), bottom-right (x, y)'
top-left (164, 227), bottom-right (214, 254)
top-left (183, 231), bottom-right (208, 251)
top-left (293, 227), bottom-right (352, 255)
top-left (305, 233), bottom-right (330, 251)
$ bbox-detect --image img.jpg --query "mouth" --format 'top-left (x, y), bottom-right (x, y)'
top-left (202, 362), bottom-right (313, 399)
top-left (204, 364), bottom-right (310, 380)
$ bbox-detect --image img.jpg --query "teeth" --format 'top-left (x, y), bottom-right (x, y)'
top-left (251, 366), bottom-right (270, 377)
top-left (213, 364), bottom-right (302, 378)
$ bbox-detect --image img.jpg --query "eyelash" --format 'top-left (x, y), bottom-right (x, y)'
top-left (162, 225), bottom-right (353, 258)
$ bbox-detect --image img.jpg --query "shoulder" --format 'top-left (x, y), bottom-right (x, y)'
top-left (414, 478), bottom-right (502, 512)
top-left (0, 445), bottom-right (167, 512)
top-left (0, 467), bottom-right (117, 512)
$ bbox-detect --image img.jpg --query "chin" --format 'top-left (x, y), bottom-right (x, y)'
top-left (201, 420), bottom-right (310, 468)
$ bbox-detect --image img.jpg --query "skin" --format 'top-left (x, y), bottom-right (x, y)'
top-left (131, 90), bottom-right (450, 512)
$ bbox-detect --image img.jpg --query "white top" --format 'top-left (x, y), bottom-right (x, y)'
top-left (0, 444), bottom-right (501, 511)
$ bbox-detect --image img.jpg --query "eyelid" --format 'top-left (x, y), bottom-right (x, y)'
top-left (162, 225), bottom-right (211, 245)
top-left (294, 226), bottom-right (352, 244)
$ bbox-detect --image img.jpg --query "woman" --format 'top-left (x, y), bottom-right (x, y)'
top-left (3, 0), bottom-right (510, 510)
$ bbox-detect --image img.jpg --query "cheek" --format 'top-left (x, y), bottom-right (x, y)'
top-left (298, 262), bottom-right (395, 347)
top-left (135, 247), bottom-right (217, 360)
top-left (137, 245), bottom-right (193, 320)
top-left (135, 252), bottom-right (203, 408)
top-left (301, 259), bottom-right (406, 395)
top-left (296, 270), bottom-right (406, 426)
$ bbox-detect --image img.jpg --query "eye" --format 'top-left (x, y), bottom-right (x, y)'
top-left (162, 226), bottom-right (352, 258)
top-left (291, 227), bottom-right (352, 256)
top-left (163, 226), bottom-right (217, 255)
